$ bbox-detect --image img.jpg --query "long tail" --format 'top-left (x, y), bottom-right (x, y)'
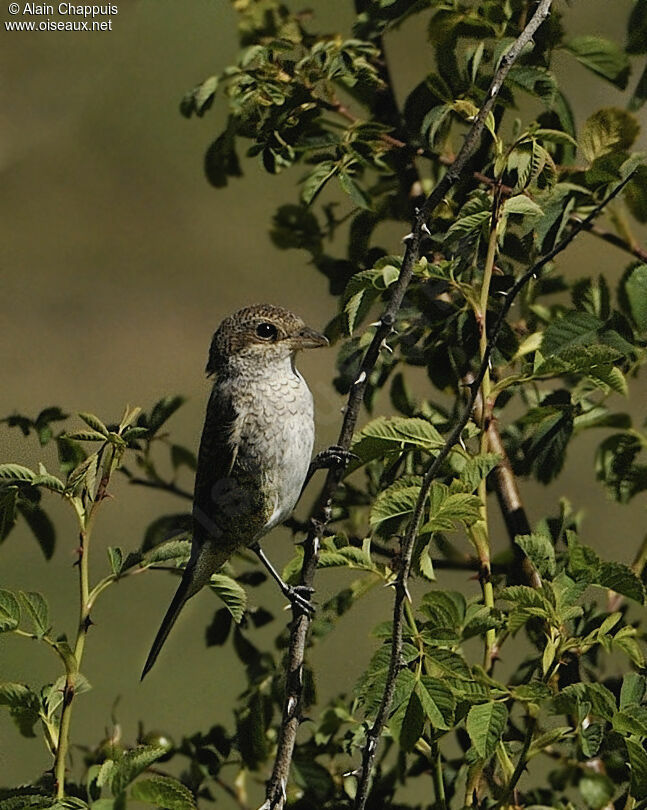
top-left (141, 562), bottom-right (200, 680)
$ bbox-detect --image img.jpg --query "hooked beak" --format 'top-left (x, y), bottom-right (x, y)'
top-left (291, 326), bottom-right (329, 350)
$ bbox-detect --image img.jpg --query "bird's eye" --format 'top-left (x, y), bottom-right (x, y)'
top-left (256, 322), bottom-right (278, 340)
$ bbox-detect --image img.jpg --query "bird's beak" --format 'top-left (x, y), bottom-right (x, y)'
top-left (291, 326), bottom-right (329, 350)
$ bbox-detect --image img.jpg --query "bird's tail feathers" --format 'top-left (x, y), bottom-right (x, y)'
top-left (141, 561), bottom-right (204, 680)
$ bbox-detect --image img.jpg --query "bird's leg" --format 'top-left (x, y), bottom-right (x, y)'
top-left (301, 445), bottom-right (357, 493)
top-left (249, 542), bottom-right (315, 615)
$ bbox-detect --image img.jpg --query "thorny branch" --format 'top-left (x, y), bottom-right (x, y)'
top-left (352, 173), bottom-right (635, 808)
top-left (263, 1), bottom-right (556, 807)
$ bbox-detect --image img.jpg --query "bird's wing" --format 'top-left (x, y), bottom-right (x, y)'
top-left (191, 383), bottom-right (239, 548)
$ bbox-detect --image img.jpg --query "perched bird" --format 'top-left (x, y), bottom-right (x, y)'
top-left (142, 304), bottom-right (345, 679)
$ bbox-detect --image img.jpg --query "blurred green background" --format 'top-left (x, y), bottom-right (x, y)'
top-left (1, 0), bottom-right (647, 799)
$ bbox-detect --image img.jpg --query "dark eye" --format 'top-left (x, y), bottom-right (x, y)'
top-left (256, 322), bottom-right (278, 340)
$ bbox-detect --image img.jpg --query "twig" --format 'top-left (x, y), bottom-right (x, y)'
top-left (352, 170), bottom-right (634, 809)
top-left (126, 475), bottom-right (193, 501)
top-left (351, 3), bottom-right (556, 805)
top-left (264, 2), bottom-right (556, 806)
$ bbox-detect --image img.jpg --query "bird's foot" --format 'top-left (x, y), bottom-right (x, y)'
top-left (312, 445), bottom-right (358, 472)
top-left (283, 584), bottom-right (315, 615)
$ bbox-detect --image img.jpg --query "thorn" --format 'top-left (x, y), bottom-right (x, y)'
top-left (404, 582), bottom-right (412, 603)
top-left (421, 222), bottom-right (431, 237)
top-left (495, 290), bottom-right (508, 297)
top-left (343, 768), bottom-right (362, 778)
top-left (312, 535), bottom-right (320, 555)
top-left (458, 433), bottom-right (467, 451)
top-left (380, 340), bottom-right (393, 354)
top-left (354, 371), bottom-right (367, 385)
top-left (402, 232), bottom-right (414, 243)
top-left (491, 82), bottom-right (499, 96)
top-left (287, 696), bottom-right (297, 716)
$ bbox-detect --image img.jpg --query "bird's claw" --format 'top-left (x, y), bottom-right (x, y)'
top-left (284, 584), bottom-right (315, 615)
top-left (313, 445), bottom-right (358, 471)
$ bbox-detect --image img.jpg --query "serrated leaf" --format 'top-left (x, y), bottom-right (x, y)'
top-left (148, 396), bottom-right (185, 434)
top-left (565, 37), bottom-right (630, 89)
top-left (142, 539), bottom-right (191, 566)
top-left (613, 706), bottom-right (647, 737)
top-left (0, 464), bottom-right (36, 484)
top-left (416, 677), bottom-right (455, 730)
top-left (18, 591), bottom-right (49, 637)
top-left (130, 776), bottom-right (196, 810)
top-left (0, 589), bottom-right (21, 632)
top-left (78, 413), bottom-right (109, 437)
top-left (621, 672), bottom-right (647, 709)
top-left (622, 264), bottom-right (647, 332)
top-left (209, 574), bottom-right (247, 623)
top-left (351, 417), bottom-right (444, 468)
top-left (301, 161), bottom-right (338, 206)
top-left (466, 702), bottom-right (508, 759)
top-left (0, 487), bottom-right (18, 541)
top-left (580, 108), bottom-right (640, 163)
top-left (110, 746), bottom-right (168, 796)
top-left (598, 561), bottom-right (645, 603)
top-left (516, 533), bottom-right (556, 579)
top-left (370, 481), bottom-right (421, 527)
top-left (627, 738), bottom-right (647, 799)
top-left (456, 453), bottom-right (500, 491)
top-left (421, 483), bottom-right (482, 533)
top-left (107, 547), bottom-right (123, 576)
top-left (0, 682), bottom-right (41, 737)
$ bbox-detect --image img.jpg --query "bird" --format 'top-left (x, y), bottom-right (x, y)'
top-left (142, 304), bottom-right (347, 679)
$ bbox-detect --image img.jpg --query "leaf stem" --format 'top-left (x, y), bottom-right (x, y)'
top-left (431, 740), bottom-right (447, 810)
top-left (473, 191), bottom-right (502, 672)
top-left (53, 454), bottom-right (112, 798)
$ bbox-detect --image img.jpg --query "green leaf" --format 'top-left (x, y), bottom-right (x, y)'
top-left (0, 589), bottom-right (21, 632)
top-left (565, 37), bottom-right (630, 88)
top-left (18, 591), bottom-right (49, 637)
top-left (579, 773), bottom-right (615, 809)
top-left (627, 738), bottom-right (647, 799)
top-left (0, 487), bottom-right (18, 541)
top-left (170, 444), bottom-right (197, 472)
top-left (580, 108), bottom-right (640, 163)
top-left (390, 687), bottom-right (424, 751)
top-left (421, 483), bottom-right (481, 533)
top-left (0, 682), bottom-right (41, 737)
top-left (78, 413), bottom-right (109, 437)
top-left (142, 539), bottom-right (191, 566)
top-left (110, 746), bottom-right (168, 796)
top-left (370, 479), bottom-right (421, 527)
top-left (515, 533), bottom-right (556, 579)
top-left (621, 264), bottom-right (647, 332)
top-left (598, 561), bottom-right (645, 603)
top-left (466, 702), bottom-right (508, 759)
top-left (130, 777), bottom-right (196, 810)
top-left (17, 500), bottom-right (56, 560)
top-left (209, 574), bottom-right (247, 623)
top-left (541, 311), bottom-right (605, 356)
top-left (416, 677), bottom-right (455, 730)
top-left (621, 672), bottom-right (647, 709)
top-left (627, 0), bottom-right (647, 53)
top-left (351, 416), bottom-right (444, 468)
top-left (107, 547), bottom-right (123, 576)
top-left (456, 453), bottom-right (500, 491)
top-left (613, 706), bottom-right (647, 737)
top-left (0, 464), bottom-right (36, 484)
top-left (338, 172), bottom-right (371, 209)
top-left (148, 396), bottom-right (185, 434)
top-left (301, 161), bottom-right (338, 206)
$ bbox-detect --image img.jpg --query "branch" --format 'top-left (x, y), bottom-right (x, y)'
top-left (352, 170), bottom-right (635, 809)
top-left (262, 2), bottom-right (556, 808)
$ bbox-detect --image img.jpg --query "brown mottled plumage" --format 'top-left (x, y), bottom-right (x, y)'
top-left (142, 305), bottom-right (327, 679)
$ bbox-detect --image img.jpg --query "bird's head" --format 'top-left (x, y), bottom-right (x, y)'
top-left (206, 304), bottom-right (328, 376)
